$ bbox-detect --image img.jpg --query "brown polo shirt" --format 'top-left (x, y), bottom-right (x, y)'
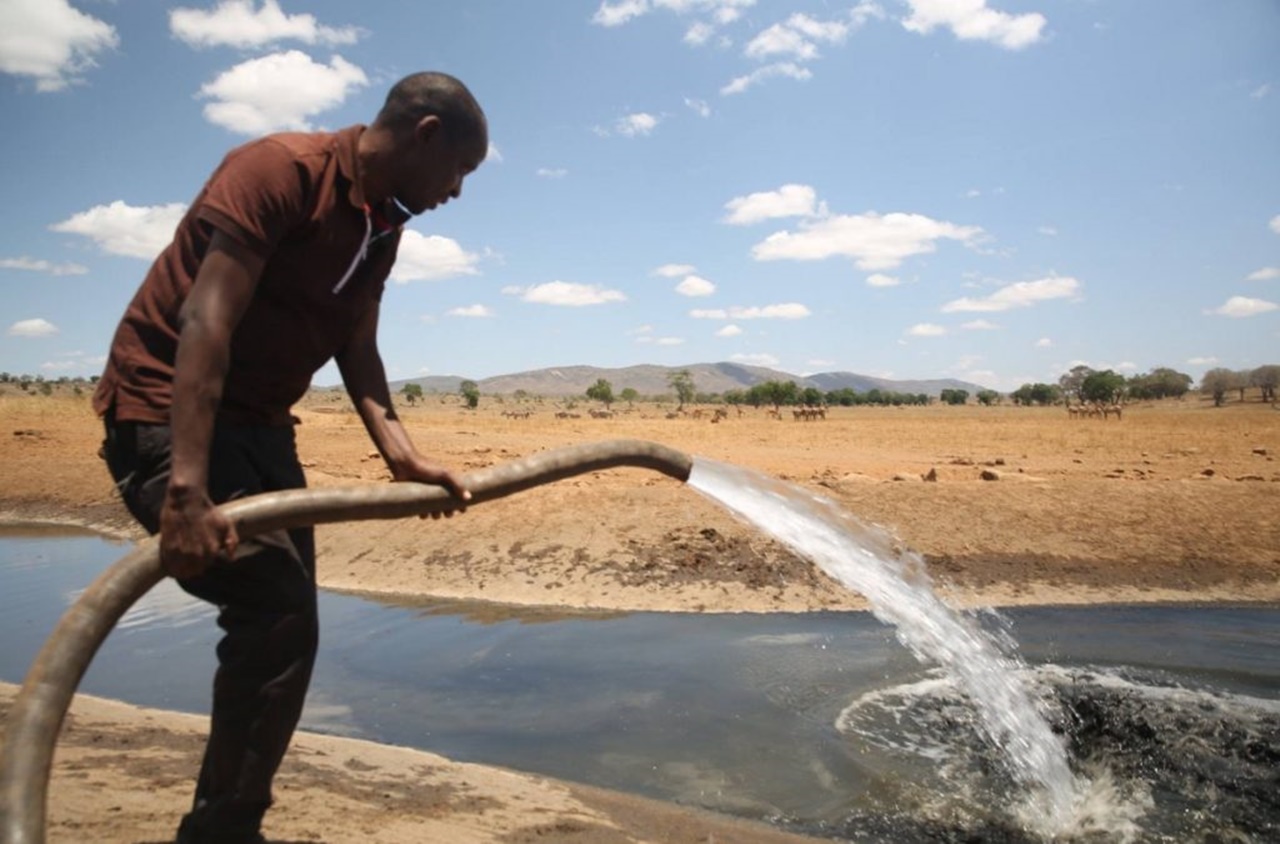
top-left (93, 124), bottom-right (399, 426)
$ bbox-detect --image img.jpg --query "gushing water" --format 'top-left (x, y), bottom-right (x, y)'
top-left (688, 458), bottom-right (1083, 834)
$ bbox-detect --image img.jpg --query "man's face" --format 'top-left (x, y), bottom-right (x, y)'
top-left (397, 118), bottom-right (488, 215)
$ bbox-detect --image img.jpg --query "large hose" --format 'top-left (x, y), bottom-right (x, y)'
top-left (0, 439), bottom-right (693, 844)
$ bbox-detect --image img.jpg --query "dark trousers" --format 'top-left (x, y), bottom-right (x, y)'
top-left (102, 415), bottom-right (318, 831)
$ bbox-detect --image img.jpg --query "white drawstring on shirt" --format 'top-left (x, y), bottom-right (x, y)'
top-left (332, 210), bottom-right (372, 294)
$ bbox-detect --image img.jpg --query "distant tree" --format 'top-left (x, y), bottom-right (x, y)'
top-left (1081, 369), bottom-right (1126, 404)
top-left (800, 386), bottom-right (824, 407)
top-left (1233, 369), bottom-right (1253, 403)
top-left (1127, 367), bottom-right (1193, 400)
top-left (668, 369), bottom-right (696, 411)
top-left (1249, 364), bottom-right (1280, 403)
top-left (1058, 365), bottom-right (1094, 402)
top-left (756, 380), bottom-right (799, 410)
top-left (459, 379), bottom-right (480, 409)
top-left (1199, 368), bottom-right (1238, 407)
top-left (939, 388), bottom-right (968, 406)
top-left (400, 383), bottom-right (423, 405)
top-left (513, 389), bottom-right (530, 401)
top-left (619, 387), bottom-right (639, 407)
top-left (976, 389), bottom-right (1001, 406)
top-left (585, 378), bottom-right (614, 407)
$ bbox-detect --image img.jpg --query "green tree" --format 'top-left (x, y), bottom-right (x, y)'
top-left (400, 382), bottom-right (423, 405)
top-left (619, 387), bottom-right (639, 407)
top-left (1058, 365), bottom-right (1094, 402)
top-left (976, 389), bottom-right (1001, 406)
top-left (1199, 367), bottom-right (1237, 407)
top-left (756, 380), bottom-right (799, 410)
top-left (939, 388), bottom-right (968, 406)
top-left (459, 379), bottom-right (480, 409)
top-left (585, 378), bottom-right (614, 407)
top-left (1081, 369), bottom-right (1126, 403)
top-left (1249, 364), bottom-right (1280, 403)
top-left (799, 386), bottom-right (824, 407)
top-left (668, 369), bottom-right (696, 411)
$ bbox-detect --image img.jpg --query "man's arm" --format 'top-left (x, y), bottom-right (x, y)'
top-left (336, 301), bottom-right (471, 511)
top-left (161, 230), bottom-right (266, 578)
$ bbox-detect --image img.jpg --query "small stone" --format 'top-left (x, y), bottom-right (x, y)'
top-left (1200, 468), bottom-right (1215, 477)
top-left (923, 467), bottom-right (939, 482)
top-left (980, 469), bottom-right (1001, 481)
top-left (1253, 447), bottom-right (1268, 456)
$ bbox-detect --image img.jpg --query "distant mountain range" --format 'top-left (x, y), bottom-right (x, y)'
top-left (386, 362), bottom-right (991, 398)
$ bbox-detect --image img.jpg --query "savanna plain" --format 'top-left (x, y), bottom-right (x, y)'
top-left (2, 388), bottom-right (1277, 842)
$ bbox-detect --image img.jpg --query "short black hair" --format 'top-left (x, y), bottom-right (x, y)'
top-left (375, 71), bottom-right (487, 147)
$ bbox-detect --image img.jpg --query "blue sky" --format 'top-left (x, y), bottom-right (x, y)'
top-left (1, 0), bottom-right (1276, 392)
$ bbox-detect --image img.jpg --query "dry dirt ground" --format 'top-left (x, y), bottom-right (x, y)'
top-left (2, 389), bottom-right (1278, 842)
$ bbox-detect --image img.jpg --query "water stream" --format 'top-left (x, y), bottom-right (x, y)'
top-left (688, 459), bottom-right (1084, 835)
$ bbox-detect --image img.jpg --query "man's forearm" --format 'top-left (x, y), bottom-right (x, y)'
top-left (168, 317), bottom-right (231, 496)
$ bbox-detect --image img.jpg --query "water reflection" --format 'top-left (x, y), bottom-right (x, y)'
top-left (1, 529), bottom-right (1277, 842)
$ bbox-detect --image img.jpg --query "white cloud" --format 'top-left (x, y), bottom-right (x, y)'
top-left (536, 167), bottom-right (568, 178)
top-left (721, 62), bottom-right (811, 95)
top-left (901, 0), bottom-right (1048, 51)
top-left (1270, 215), bottom-right (1280, 235)
top-left (0, 0), bottom-right (118, 92)
top-left (965, 188), bottom-right (982, 198)
top-left (50, 201), bottom-right (187, 260)
top-left (866, 273), bottom-right (900, 288)
top-left (614, 112), bottom-right (660, 137)
top-left (941, 276), bottom-right (1081, 312)
top-left (685, 97), bottom-right (711, 117)
top-left (504, 281), bottom-right (627, 306)
top-left (745, 13), bottom-right (849, 61)
top-left (961, 319), bottom-right (999, 330)
top-left (199, 50), bottom-right (368, 135)
top-left (690, 303), bottom-right (809, 320)
top-left (907, 323), bottom-right (947, 337)
top-left (684, 21), bottom-right (716, 45)
top-left (1246, 267), bottom-right (1280, 282)
top-left (752, 211), bottom-right (982, 270)
top-left (723, 184), bottom-right (819, 225)
top-left (447, 304), bottom-right (493, 318)
top-left (1187, 356), bottom-right (1218, 366)
top-left (675, 275), bottom-right (716, 296)
top-left (487, 143), bottom-right (504, 163)
top-left (655, 336), bottom-right (685, 346)
top-left (1251, 83), bottom-right (1271, 100)
top-left (653, 263), bottom-right (696, 277)
top-left (732, 352), bottom-right (779, 367)
top-left (0, 256), bottom-right (88, 276)
top-left (8, 318), bottom-right (59, 337)
top-left (592, 0), bottom-right (650, 27)
top-left (716, 324), bottom-right (743, 337)
top-left (170, 0), bottom-right (360, 49)
top-left (1035, 337), bottom-right (1052, 347)
top-left (1205, 296), bottom-right (1278, 318)
top-left (390, 231), bottom-right (481, 282)
top-left (1038, 225), bottom-right (1058, 236)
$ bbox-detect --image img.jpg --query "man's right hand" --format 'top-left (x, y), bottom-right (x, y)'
top-left (159, 487), bottom-right (239, 579)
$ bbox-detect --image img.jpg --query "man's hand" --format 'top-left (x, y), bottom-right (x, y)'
top-left (159, 487), bottom-right (239, 578)
top-left (390, 456), bottom-right (471, 519)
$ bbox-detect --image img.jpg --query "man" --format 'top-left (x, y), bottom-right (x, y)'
top-left (94, 71), bottom-right (486, 843)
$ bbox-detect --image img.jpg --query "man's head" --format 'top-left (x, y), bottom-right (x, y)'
top-left (371, 72), bottom-right (489, 215)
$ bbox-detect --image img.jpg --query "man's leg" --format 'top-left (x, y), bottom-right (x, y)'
top-left (103, 419), bottom-right (318, 841)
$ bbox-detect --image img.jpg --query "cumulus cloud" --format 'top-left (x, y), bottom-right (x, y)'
top-left (720, 61), bottom-right (811, 95)
top-left (170, 0), bottom-right (360, 49)
top-left (752, 211), bottom-right (982, 271)
top-left (591, 0), bottom-right (650, 27)
top-left (536, 167), bottom-right (567, 178)
top-left (901, 0), bottom-right (1047, 51)
top-left (1035, 337), bottom-right (1052, 347)
top-left (653, 263), bottom-right (696, 278)
top-left (866, 273), bottom-right (900, 288)
top-left (723, 184), bottom-right (820, 225)
top-left (744, 13), bottom-right (851, 61)
top-left (8, 318), bottom-right (59, 337)
top-left (0, 0), bottom-right (118, 92)
top-left (199, 50), bottom-right (368, 135)
top-left (503, 281), bottom-right (627, 306)
top-left (941, 276), bottom-right (1080, 312)
top-left (690, 303), bottom-right (810, 319)
top-left (1271, 215), bottom-right (1280, 234)
top-left (962, 319), bottom-right (999, 330)
top-left (1246, 267), bottom-right (1279, 282)
top-left (907, 323), bottom-right (947, 337)
top-left (1205, 296), bottom-right (1277, 318)
top-left (390, 231), bottom-right (481, 283)
top-left (0, 256), bottom-right (88, 276)
top-left (685, 97), bottom-right (711, 117)
top-left (716, 324), bottom-right (743, 337)
top-left (675, 275), bottom-right (716, 297)
top-left (50, 201), bottom-right (187, 260)
top-left (486, 143), bottom-right (504, 163)
top-left (448, 304), bottom-right (493, 318)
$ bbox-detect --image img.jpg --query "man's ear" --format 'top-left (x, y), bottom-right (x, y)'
top-left (415, 115), bottom-right (443, 145)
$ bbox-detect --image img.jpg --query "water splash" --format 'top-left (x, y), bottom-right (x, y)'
top-left (688, 458), bottom-right (1083, 834)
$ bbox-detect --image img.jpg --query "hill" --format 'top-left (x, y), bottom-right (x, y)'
top-left (387, 362), bottom-right (990, 398)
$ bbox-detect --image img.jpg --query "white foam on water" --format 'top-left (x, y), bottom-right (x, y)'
top-left (688, 458), bottom-right (1089, 835)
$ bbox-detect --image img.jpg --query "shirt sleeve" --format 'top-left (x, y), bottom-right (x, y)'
top-left (195, 137), bottom-right (312, 258)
